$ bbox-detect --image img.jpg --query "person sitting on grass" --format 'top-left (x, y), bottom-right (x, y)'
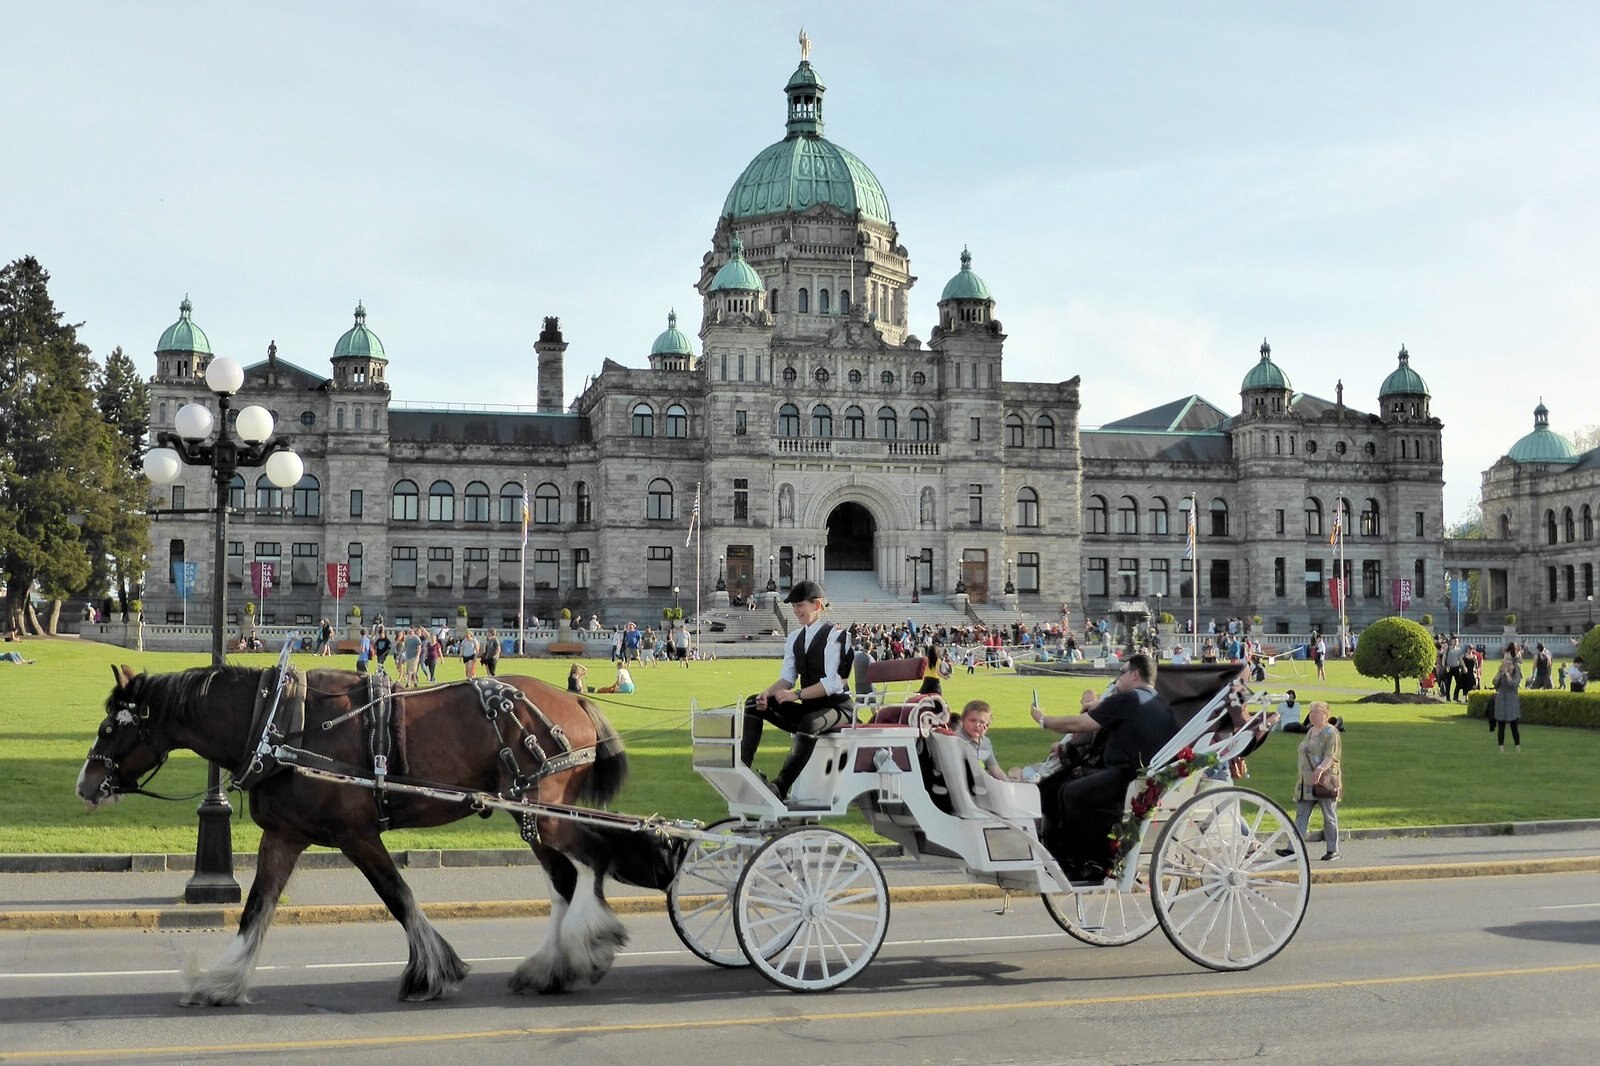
top-left (567, 663), bottom-right (589, 693)
top-left (596, 665), bottom-right (635, 695)
top-left (0, 651), bottom-right (35, 664)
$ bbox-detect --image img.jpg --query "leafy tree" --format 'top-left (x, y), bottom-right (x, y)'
top-left (1576, 626), bottom-right (1600, 682)
top-left (91, 346), bottom-right (152, 614)
top-left (0, 257), bottom-right (129, 633)
top-left (1353, 615), bottom-right (1435, 694)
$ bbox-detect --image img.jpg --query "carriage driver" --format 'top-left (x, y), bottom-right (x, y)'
top-left (741, 579), bottom-right (854, 803)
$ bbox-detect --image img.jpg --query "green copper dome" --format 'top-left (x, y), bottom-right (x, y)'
top-left (1507, 403), bottom-right (1579, 465)
top-left (1379, 345), bottom-right (1429, 397)
top-left (710, 237), bottom-right (763, 292)
top-left (1241, 339), bottom-right (1291, 391)
top-left (939, 247), bottom-right (992, 302)
top-left (650, 310), bottom-right (695, 356)
top-left (721, 60), bottom-right (892, 225)
top-left (156, 296), bottom-right (212, 354)
top-left (332, 302), bottom-right (386, 360)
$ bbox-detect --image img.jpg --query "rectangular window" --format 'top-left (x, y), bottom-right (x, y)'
top-left (348, 542), bottom-right (363, 585)
top-left (1275, 509), bottom-right (1285, 535)
top-left (427, 546), bottom-right (453, 589)
top-left (574, 547), bottom-right (590, 589)
top-left (1305, 559), bottom-right (1324, 599)
top-left (968, 484), bottom-right (983, 526)
top-left (647, 546), bottom-right (673, 590)
top-left (465, 547), bottom-right (489, 590)
top-left (498, 548), bottom-right (520, 587)
top-left (1118, 557), bottom-right (1140, 597)
top-left (1548, 566), bottom-right (1558, 603)
top-left (970, 417), bottom-right (981, 442)
top-left (737, 352), bottom-right (745, 382)
top-left (171, 486), bottom-right (185, 511)
top-left (350, 489), bottom-right (363, 518)
top-left (291, 542), bottom-right (318, 587)
top-left (1415, 511), bottom-right (1425, 537)
top-left (1150, 559), bottom-right (1170, 597)
top-left (391, 546), bottom-right (417, 588)
top-left (1179, 558), bottom-right (1193, 599)
top-left (534, 548), bottom-right (559, 590)
top-left (733, 478), bottom-right (749, 521)
top-left (254, 543), bottom-right (280, 595)
top-left (1414, 559), bottom-right (1426, 599)
top-left (735, 410), bottom-right (747, 436)
top-left (1087, 558), bottom-right (1108, 597)
top-left (719, 353), bottom-right (728, 380)
top-left (1274, 557), bottom-right (1286, 597)
top-left (1363, 560), bottom-right (1381, 599)
top-left (168, 539), bottom-right (185, 584)
top-left (1209, 559), bottom-right (1231, 599)
top-left (1018, 552), bottom-right (1040, 593)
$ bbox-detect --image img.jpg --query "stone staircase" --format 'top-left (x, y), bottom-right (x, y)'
top-left (812, 570), bottom-right (973, 630)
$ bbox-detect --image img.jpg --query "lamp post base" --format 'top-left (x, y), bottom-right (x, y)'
top-left (184, 776), bottom-right (240, 904)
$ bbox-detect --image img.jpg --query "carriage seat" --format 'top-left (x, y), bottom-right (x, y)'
top-left (857, 657), bottom-right (936, 724)
top-left (923, 730), bottom-right (1041, 821)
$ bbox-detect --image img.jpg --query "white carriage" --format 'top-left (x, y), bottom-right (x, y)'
top-left (668, 663), bottom-right (1311, 992)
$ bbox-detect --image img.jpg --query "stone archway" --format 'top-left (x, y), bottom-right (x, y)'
top-left (825, 502), bottom-right (876, 572)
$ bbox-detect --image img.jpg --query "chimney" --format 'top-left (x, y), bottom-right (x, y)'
top-left (535, 317), bottom-right (567, 413)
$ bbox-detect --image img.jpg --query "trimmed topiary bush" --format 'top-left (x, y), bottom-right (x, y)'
top-left (1353, 615), bottom-right (1435, 694)
top-left (1466, 690), bottom-right (1600, 728)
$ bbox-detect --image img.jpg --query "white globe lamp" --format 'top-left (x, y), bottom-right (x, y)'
top-left (204, 356), bottom-right (244, 396)
top-left (234, 405), bottom-right (274, 444)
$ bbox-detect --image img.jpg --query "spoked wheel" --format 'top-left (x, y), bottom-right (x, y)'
top-left (733, 826), bottom-right (889, 992)
top-left (667, 818), bottom-right (768, 967)
top-left (1150, 786), bottom-right (1310, 971)
top-left (1042, 854), bottom-right (1157, 946)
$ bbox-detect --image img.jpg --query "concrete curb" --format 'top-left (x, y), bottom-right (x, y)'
top-left (4, 855), bottom-right (1596, 933)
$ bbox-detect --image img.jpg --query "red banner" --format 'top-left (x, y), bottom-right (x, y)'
top-left (326, 562), bottom-right (349, 597)
top-left (1391, 578), bottom-right (1413, 611)
top-left (249, 561), bottom-right (275, 599)
top-left (1328, 578), bottom-right (1345, 609)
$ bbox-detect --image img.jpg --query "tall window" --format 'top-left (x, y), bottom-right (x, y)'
top-left (1305, 559), bottom-right (1324, 599)
top-left (391, 546), bottom-right (417, 587)
top-left (1585, 505), bottom-right (1594, 541)
top-left (910, 408), bottom-right (930, 440)
top-left (292, 474), bottom-right (321, 517)
top-left (1086, 495), bottom-right (1108, 535)
top-left (427, 481), bottom-right (455, 522)
top-left (1549, 566), bottom-right (1559, 602)
top-left (574, 547), bottom-right (590, 589)
top-left (1118, 558), bottom-right (1140, 597)
top-left (1564, 507), bottom-right (1576, 543)
top-left (1118, 496), bottom-right (1139, 535)
top-left (1016, 487), bottom-right (1039, 528)
top-left (463, 481), bottom-right (490, 523)
top-left (534, 482), bottom-right (560, 524)
top-left (811, 404), bottom-right (833, 437)
top-left (1209, 559), bottom-right (1231, 599)
top-left (1036, 414), bottom-right (1056, 449)
top-left (968, 484), bottom-right (984, 526)
top-left (228, 541), bottom-right (244, 585)
top-left (575, 481), bottom-right (592, 523)
top-left (818, 288), bottom-right (830, 314)
top-left (877, 406), bottom-right (898, 439)
top-left (1209, 498), bottom-right (1229, 537)
top-left (291, 542), bottom-right (318, 586)
top-left (778, 403), bottom-right (800, 437)
top-left (464, 547), bottom-right (489, 589)
top-left (797, 288), bottom-right (809, 313)
top-left (1150, 497), bottom-right (1169, 536)
top-left (733, 478), bottom-right (749, 521)
top-left (499, 482), bottom-right (522, 523)
top-left (498, 548), bottom-right (519, 588)
top-left (228, 474), bottom-right (246, 511)
top-left (348, 542), bottom-right (363, 585)
top-left (646, 546), bottom-right (673, 589)
top-left (1361, 498), bottom-right (1381, 537)
top-left (534, 549), bottom-right (559, 590)
top-left (350, 488), bottom-right (363, 518)
top-left (844, 405), bottom-right (865, 438)
top-left (647, 478), bottom-right (673, 520)
top-left (1150, 559), bottom-right (1170, 596)
top-left (1363, 560), bottom-right (1381, 598)
top-left (1018, 552), bottom-right (1040, 593)
top-left (169, 539), bottom-right (185, 584)
top-left (1305, 497), bottom-right (1323, 537)
top-left (1414, 559), bottom-right (1426, 599)
top-left (1564, 564), bottom-right (1576, 601)
top-left (1274, 557), bottom-right (1286, 597)
top-left (1005, 414), bottom-right (1025, 448)
top-left (665, 404), bottom-right (688, 438)
top-left (632, 403), bottom-right (654, 437)
top-left (427, 547), bottom-right (453, 588)
top-left (255, 474), bottom-right (283, 512)
top-left (1087, 558), bottom-right (1108, 597)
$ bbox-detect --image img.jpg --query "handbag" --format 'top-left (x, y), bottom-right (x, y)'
top-left (1311, 774), bottom-right (1340, 800)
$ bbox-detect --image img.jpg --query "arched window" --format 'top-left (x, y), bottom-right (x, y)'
top-left (575, 481), bottom-right (592, 523)
top-left (1499, 513), bottom-right (1511, 540)
top-left (909, 407), bottom-right (930, 440)
top-left (336, 407), bottom-right (345, 429)
top-left (353, 407), bottom-right (363, 430)
top-left (1546, 509), bottom-right (1558, 545)
top-left (843, 405), bottom-right (865, 438)
top-left (880, 370), bottom-right (895, 386)
top-left (818, 288), bottom-right (830, 314)
top-left (1564, 506), bottom-right (1576, 542)
top-left (770, 288), bottom-right (779, 311)
top-left (290, 474), bottom-right (320, 517)
top-left (1305, 497), bottom-right (1323, 537)
top-left (1209, 497), bottom-right (1229, 537)
top-left (1585, 504), bottom-right (1594, 541)
top-left (1401, 439), bottom-right (1408, 459)
top-left (877, 406), bottom-right (898, 439)
top-left (1360, 498), bottom-right (1380, 537)
top-left (1005, 413), bottom-right (1025, 448)
top-left (782, 365), bottom-right (797, 383)
top-left (255, 474), bottom-right (283, 512)
top-left (1086, 495), bottom-right (1108, 535)
top-left (848, 369), bottom-right (861, 385)
top-left (911, 370), bottom-right (925, 387)
top-left (229, 473), bottom-right (247, 512)
top-left (1117, 495), bottom-right (1139, 535)
top-left (811, 404), bottom-right (833, 437)
top-left (498, 482), bottom-right (522, 523)
top-left (797, 288), bottom-right (809, 313)
top-left (1017, 487), bottom-right (1040, 528)
top-left (631, 403), bottom-right (654, 437)
top-left (839, 289), bottom-right (850, 315)
top-left (1036, 414), bottom-right (1056, 449)
top-left (665, 403), bottom-right (688, 438)
top-left (427, 480), bottom-right (455, 522)
top-left (647, 478), bottom-right (673, 521)
top-left (777, 403), bottom-right (800, 437)
top-left (1274, 434), bottom-right (1282, 454)
top-left (1150, 496), bottom-right (1170, 536)
top-left (463, 481), bottom-right (490, 523)
top-left (1334, 497), bottom-right (1352, 537)
top-left (534, 482), bottom-right (560, 524)
top-left (391, 479), bottom-right (419, 521)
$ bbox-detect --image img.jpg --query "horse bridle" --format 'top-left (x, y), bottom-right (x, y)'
top-left (87, 695), bottom-right (196, 802)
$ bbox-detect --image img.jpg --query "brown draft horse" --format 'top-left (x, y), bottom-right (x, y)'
top-left (76, 664), bottom-right (680, 1005)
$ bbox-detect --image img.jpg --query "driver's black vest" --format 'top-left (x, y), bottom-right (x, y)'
top-left (792, 621), bottom-right (853, 708)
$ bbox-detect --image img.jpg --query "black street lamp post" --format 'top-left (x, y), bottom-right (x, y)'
top-left (142, 355), bottom-right (302, 904)
top-left (1004, 557), bottom-right (1015, 595)
top-left (715, 554), bottom-right (726, 593)
top-left (766, 554), bottom-right (777, 593)
top-left (905, 553), bottom-right (919, 603)
top-left (1588, 594), bottom-right (1594, 632)
top-left (798, 552), bottom-right (815, 581)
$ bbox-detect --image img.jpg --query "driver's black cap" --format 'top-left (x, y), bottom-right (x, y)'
top-left (785, 579), bottom-right (825, 604)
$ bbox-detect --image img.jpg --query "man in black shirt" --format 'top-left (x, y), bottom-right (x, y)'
top-left (1032, 652), bottom-right (1178, 880)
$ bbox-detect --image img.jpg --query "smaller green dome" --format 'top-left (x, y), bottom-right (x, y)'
top-left (650, 310), bottom-right (695, 356)
top-left (1507, 402), bottom-right (1579, 465)
top-left (710, 237), bottom-right (763, 293)
top-left (332, 302), bottom-right (386, 360)
top-left (156, 296), bottom-right (212, 354)
top-left (939, 247), bottom-right (992, 302)
top-left (1241, 338), bottom-right (1291, 392)
top-left (1379, 345), bottom-right (1429, 397)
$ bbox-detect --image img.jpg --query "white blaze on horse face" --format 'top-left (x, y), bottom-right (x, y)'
top-left (116, 709), bottom-right (137, 726)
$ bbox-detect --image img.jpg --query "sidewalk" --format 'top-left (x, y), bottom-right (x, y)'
top-left (2, 821), bottom-right (1597, 932)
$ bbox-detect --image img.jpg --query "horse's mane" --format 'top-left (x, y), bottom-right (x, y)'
top-left (121, 665), bottom-right (258, 728)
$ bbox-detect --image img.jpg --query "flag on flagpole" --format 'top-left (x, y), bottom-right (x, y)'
top-left (685, 486), bottom-right (700, 547)
top-left (1329, 505), bottom-right (1343, 546)
top-left (520, 488), bottom-right (530, 547)
top-left (1184, 504), bottom-right (1196, 559)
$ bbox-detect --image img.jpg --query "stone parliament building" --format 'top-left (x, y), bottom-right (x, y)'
top-left (145, 49), bottom-right (1566, 640)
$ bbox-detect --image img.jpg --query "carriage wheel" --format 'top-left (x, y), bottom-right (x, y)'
top-left (667, 818), bottom-right (769, 967)
top-left (1150, 786), bottom-right (1310, 971)
top-left (1042, 854), bottom-right (1157, 947)
top-left (733, 826), bottom-right (889, 992)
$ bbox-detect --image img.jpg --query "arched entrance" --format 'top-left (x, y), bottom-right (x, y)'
top-left (825, 502), bottom-right (876, 572)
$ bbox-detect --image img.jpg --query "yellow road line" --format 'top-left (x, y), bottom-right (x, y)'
top-left (5, 961), bottom-right (1598, 1061)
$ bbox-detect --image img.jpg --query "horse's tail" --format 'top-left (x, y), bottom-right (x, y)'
top-left (576, 696), bottom-right (628, 808)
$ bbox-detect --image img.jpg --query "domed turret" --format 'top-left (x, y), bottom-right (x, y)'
top-left (330, 302), bottom-right (388, 390)
top-left (710, 237), bottom-right (763, 293)
top-left (936, 247), bottom-right (996, 331)
top-left (1378, 345), bottom-right (1431, 421)
top-left (940, 247), bottom-right (991, 302)
top-left (648, 310), bottom-right (695, 371)
top-left (156, 296), bottom-right (212, 355)
top-left (1240, 339), bottom-right (1293, 416)
top-left (1507, 402), bottom-right (1579, 465)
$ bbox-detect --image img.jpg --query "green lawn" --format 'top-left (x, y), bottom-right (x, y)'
top-left (4, 638), bottom-right (1598, 854)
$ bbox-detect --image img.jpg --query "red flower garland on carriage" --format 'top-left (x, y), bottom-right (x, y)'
top-left (1106, 746), bottom-right (1219, 870)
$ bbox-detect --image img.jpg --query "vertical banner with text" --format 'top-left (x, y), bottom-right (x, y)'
top-left (1391, 578), bottom-right (1413, 612)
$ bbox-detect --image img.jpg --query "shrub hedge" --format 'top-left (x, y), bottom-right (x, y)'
top-left (1465, 689), bottom-right (1600, 728)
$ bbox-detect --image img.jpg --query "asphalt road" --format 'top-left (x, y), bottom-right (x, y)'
top-left (1, 870), bottom-right (1596, 1065)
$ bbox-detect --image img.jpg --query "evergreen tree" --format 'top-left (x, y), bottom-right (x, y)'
top-left (92, 346), bottom-right (152, 613)
top-left (0, 257), bottom-right (130, 633)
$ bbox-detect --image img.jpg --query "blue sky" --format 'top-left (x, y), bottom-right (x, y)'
top-left (11, 2), bottom-right (1600, 523)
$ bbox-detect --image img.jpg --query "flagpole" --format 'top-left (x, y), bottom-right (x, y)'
top-left (518, 475), bottom-right (529, 657)
top-left (1338, 491), bottom-right (1349, 654)
top-left (1190, 492), bottom-right (1200, 656)
top-left (694, 482), bottom-right (703, 656)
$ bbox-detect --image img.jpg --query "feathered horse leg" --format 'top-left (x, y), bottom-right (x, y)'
top-left (181, 828), bottom-right (305, 1006)
top-left (341, 832), bottom-right (469, 1001)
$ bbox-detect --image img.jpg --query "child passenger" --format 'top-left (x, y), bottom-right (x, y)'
top-left (956, 700), bottom-right (1008, 781)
